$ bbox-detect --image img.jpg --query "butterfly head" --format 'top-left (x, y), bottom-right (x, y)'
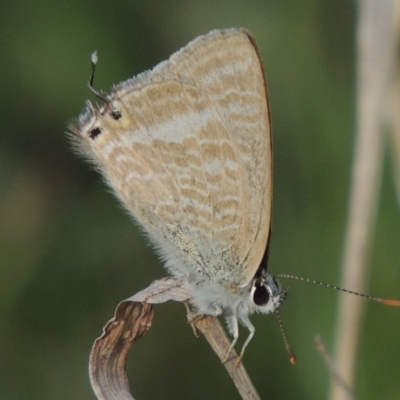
top-left (250, 270), bottom-right (286, 314)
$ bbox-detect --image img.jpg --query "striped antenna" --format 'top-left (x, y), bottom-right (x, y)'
top-left (276, 274), bottom-right (400, 307)
top-left (276, 309), bottom-right (297, 365)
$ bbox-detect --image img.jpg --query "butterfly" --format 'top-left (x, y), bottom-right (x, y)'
top-left (70, 28), bottom-right (291, 361)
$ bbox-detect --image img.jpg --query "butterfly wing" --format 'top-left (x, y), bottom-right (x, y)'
top-left (71, 29), bottom-right (272, 287)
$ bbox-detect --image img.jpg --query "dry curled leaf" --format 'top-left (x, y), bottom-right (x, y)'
top-left (89, 278), bottom-right (260, 400)
top-left (128, 277), bottom-right (191, 304)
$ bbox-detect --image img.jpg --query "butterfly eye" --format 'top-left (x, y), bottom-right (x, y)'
top-left (89, 127), bottom-right (102, 139)
top-left (253, 282), bottom-right (270, 306)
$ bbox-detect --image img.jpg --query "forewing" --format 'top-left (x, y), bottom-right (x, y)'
top-left (70, 29), bottom-right (272, 286)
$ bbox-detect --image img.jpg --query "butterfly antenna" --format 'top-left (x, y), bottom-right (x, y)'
top-left (87, 51), bottom-right (110, 103)
top-left (276, 274), bottom-right (400, 307)
top-left (276, 310), bottom-right (296, 364)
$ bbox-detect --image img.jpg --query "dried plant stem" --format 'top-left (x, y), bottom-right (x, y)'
top-left (193, 315), bottom-right (261, 400)
top-left (390, 57), bottom-right (400, 206)
top-left (330, 1), bottom-right (398, 399)
top-left (315, 335), bottom-right (354, 400)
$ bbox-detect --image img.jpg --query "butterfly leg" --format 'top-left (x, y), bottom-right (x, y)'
top-left (236, 315), bottom-right (255, 366)
top-left (222, 315), bottom-right (239, 363)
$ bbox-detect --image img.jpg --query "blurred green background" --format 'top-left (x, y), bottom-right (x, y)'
top-left (1, 1), bottom-right (399, 399)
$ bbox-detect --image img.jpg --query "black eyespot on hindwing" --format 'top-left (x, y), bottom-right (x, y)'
top-left (111, 109), bottom-right (122, 120)
top-left (89, 127), bottom-right (102, 139)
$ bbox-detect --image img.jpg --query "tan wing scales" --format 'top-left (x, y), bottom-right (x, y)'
top-left (70, 28), bottom-right (272, 286)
